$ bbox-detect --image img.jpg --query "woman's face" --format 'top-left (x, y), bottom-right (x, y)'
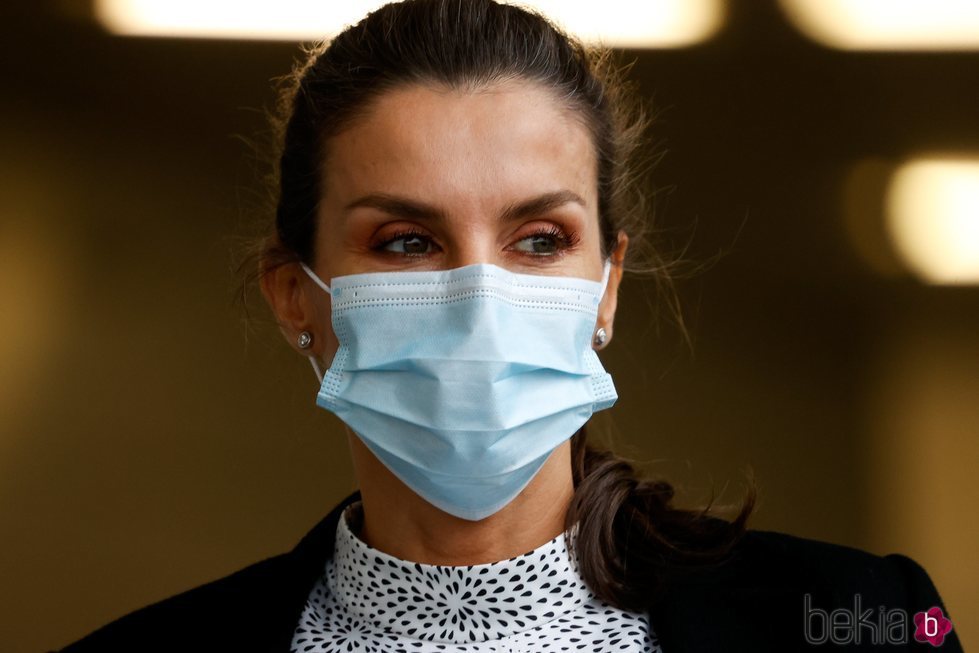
top-left (302, 79), bottom-right (625, 359)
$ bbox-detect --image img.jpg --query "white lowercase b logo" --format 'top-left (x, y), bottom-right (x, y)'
top-left (914, 607), bottom-right (953, 647)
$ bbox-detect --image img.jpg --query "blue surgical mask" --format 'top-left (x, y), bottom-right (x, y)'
top-left (300, 260), bottom-right (618, 521)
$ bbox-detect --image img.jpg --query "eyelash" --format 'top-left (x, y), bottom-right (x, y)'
top-left (372, 225), bottom-right (581, 258)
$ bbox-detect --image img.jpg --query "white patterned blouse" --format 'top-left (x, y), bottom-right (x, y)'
top-left (291, 500), bottom-right (662, 653)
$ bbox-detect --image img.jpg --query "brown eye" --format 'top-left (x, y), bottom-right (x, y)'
top-left (377, 231), bottom-right (434, 256)
top-left (515, 233), bottom-right (559, 254)
top-left (513, 226), bottom-right (574, 256)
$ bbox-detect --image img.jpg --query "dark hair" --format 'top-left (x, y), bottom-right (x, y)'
top-left (252, 0), bottom-right (756, 612)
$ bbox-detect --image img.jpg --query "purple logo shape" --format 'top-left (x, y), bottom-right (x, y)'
top-left (913, 606), bottom-right (953, 646)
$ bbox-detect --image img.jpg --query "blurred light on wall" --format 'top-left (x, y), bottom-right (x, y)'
top-left (886, 158), bottom-right (979, 285)
top-left (779, 0), bottom-right (979, 50)
top-left (0, 184), bottom-right (73, 449)
top-left (513, 0), bottom-right (723, 48)
top-left (94, 0), bottom-right (724, 47)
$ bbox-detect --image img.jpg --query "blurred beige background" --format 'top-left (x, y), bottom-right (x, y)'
top-left (1, 2), bottom-right (976, 652)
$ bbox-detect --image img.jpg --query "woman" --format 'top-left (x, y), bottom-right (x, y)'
top-left (59, 1), bottom-right (961, 651)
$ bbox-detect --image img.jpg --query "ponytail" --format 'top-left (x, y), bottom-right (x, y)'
top-left (566, 423), bottom-right (757, 611)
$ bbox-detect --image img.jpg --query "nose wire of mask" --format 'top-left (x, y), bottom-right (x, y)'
top-left (301, 260), bottom-right (610, 296)
top-left (299, 262), bottom-right (332, 384)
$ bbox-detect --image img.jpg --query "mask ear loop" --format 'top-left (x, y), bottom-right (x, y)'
top-left (300, 262), bottom-right (333, 295)
top-left (299, 262), bottom-right (333, 385)
top-left (590, 257), bottom-right (614, 341)
top-left (309, 357), bottom-right (325, 384)
top-left (598, 257), bottom-right (612, 300)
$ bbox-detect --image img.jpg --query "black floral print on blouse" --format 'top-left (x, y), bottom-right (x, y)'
top-left (291, 501), bottom-right (661, 652)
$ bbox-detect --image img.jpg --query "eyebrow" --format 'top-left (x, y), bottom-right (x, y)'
top-left (343, 189), bottom-right (586, 223)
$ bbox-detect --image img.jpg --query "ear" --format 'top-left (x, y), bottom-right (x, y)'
top-left (259, 261), bottom-right (324, 356)
top-left (594, 231), bottom-right (628, 350)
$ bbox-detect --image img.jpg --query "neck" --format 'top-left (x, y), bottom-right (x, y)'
top-left (346, 428), bottom-right (575, 566)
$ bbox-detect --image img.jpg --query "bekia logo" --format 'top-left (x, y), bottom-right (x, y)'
top-left (804, 594), bottom-right (954, 646)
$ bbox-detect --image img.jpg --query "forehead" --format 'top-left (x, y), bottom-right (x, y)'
top-left (319, 80), bottom-right (598, 211)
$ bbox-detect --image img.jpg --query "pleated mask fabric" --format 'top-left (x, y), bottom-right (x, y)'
top-left (301, 260), bottom-right (618, 521)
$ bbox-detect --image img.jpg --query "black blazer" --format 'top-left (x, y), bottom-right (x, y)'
top-left (58, 490), bottom-right (964, 652)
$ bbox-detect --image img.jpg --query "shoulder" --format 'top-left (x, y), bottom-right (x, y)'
top-left (649, 526), bottom-right (963, 652)
top-left (57, 553), bottom-right (301, 653)
top-left (56, 491), bottom-right (356, 653)
top-left (739, 528), bottom-right (917, 591)
top-left (718, 527), bottom-right (950, 612)
top-left (655, 526), bottom-right (922, 606)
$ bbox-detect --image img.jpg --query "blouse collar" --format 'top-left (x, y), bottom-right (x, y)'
top-left (328, 500), bottom-right (593, 644)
